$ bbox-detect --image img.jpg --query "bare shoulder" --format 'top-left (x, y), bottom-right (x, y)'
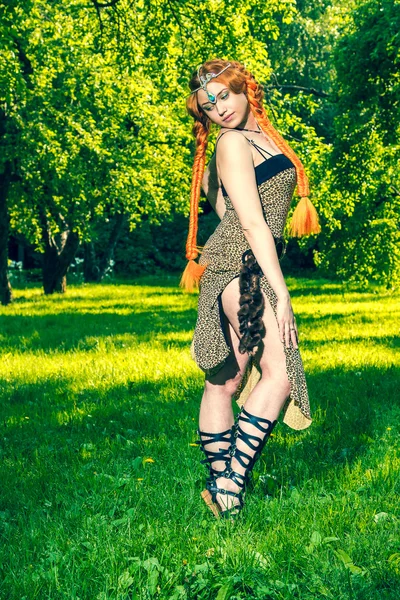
top-left (216, 130), bottom-right (253, 167)
top-left (216, 129), bottom-right (248, 149)
top-left (216, 130), bottom-right (251, 155)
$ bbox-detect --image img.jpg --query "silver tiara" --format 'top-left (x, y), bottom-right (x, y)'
top-left (190, 63), bottom-right (232, 103)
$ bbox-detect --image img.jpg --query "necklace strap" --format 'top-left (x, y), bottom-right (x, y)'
top-left (232, 125), bottom-right (261, 134)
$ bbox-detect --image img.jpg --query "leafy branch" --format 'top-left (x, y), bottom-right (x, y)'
top-left (267, 73), bottom-right (330, 98)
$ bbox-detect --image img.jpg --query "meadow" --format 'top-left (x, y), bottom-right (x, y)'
top-left (0, 275), bottom-right (399, 599)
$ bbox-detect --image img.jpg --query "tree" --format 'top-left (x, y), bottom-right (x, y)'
top-left (314, 0), bottom-right (400, 286)
top-left (5, 0), bottom-right (191, 295)
top-left (1, 0), bottom-right (303, 300)
top-left (5, 0), bottom-right (395, 300)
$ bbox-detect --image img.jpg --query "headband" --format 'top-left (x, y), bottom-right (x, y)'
top-left (189, 63), bottom-right (232, 103)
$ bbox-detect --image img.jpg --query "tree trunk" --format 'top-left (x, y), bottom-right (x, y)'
top-left (84, 212), bottom-right (127, 282)
top-left (83, 241), bottom-right (100, 282)
top-left (0, 167), bottom-right (13, 305)
top-left (41, 223), bottom-right (80, 295)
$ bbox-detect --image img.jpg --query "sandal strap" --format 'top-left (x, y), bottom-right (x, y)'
top-left (209, 481), bottom-right (241, 499)
top-left (197, 428), bottom-right (233, 444)
top-left (196, 428), bottom-right (233, 479)
top-left (223, 465), bottom-right (247, 489)
top-left (208, 479), bottom-right (245, 509)
top-left (226, 409), bottom-right (278, 488)
top-left (240, 407), bottom-right (277, 438)
top-left (208, 479), bottom-right (245, 518)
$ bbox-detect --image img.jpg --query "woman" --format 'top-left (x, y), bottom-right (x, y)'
top-left (181, 59), bottom-right (321, 518)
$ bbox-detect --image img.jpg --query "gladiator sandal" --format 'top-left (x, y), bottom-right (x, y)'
top-left (196, 427), bottom-right (234, 518)
top-left (208, 407), bottom-right (278, 518)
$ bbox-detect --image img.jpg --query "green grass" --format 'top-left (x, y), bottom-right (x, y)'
top-left (0, 275), bottom-right (399, 599)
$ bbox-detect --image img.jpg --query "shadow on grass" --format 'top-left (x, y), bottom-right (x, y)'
top-left (1, 311), bottom-right (398, 355)
top-left (1, 288), bottom-right (398, 355)
top-left (0, 307), bottom-right (198, 353)
top-left (1, 361), bottom-right (399, 506)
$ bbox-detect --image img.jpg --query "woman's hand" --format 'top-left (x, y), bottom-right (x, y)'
top-left (276, 294), bottom-right (299, 350)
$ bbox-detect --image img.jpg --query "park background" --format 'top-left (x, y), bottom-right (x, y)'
top-left (0, 0), bottom-right (399, 598)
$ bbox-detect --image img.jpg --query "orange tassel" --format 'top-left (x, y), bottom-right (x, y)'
top-left (289, 196), bottom-right (321, 237)
top-left (179, 259), bottom-right (207, 292)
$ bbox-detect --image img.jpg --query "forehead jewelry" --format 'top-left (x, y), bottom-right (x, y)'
top-left (190, 63), bottom-right (232, 103)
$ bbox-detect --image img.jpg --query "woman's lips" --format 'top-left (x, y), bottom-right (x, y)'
top-left (223, 113), bottom-right (234, 122)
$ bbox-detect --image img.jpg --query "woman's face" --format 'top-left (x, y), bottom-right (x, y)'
top-left (197, 81), bottom-right (249, 128)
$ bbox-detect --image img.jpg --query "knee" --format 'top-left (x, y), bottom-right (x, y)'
top-left (260, 362), bottom-right (291, 398)
top-left (223, 371), bottom-right (243, 397)
top-left (204, 370), bottom-right (243, 400)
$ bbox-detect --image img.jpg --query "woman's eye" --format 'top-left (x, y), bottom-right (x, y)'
top-left (203, 92), bottom-right (229, 111)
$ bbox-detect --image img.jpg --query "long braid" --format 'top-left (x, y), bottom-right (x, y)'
top-left (179, 118), bottom-right (210, 292)
top-left (186, 120), bottom-right (209, 260)
top-left (233, 61), bottom-right (321, 237)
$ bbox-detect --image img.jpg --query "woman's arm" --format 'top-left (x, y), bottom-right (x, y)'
top-left (202, 154), bottom-right (226, 220)
top-left (216, 132), bottom-right (289, 299)
top-left (216, 132), bottom-right (297, 349)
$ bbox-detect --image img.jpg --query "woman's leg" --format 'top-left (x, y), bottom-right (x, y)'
top-left (213, 277), bottom-right (291, 510)
top-left (198, 313), bottom-right (250, 477)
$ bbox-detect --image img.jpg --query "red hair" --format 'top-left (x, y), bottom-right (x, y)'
top-left (180, 59), bottom-right (321, 292)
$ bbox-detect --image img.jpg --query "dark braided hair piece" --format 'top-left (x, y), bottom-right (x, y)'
top-left (238, 250), bottom-right (266, 355)
top-left (238, 239), bottom-right (286, 354)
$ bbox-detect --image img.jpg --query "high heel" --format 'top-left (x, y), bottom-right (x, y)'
top-left (200, 489), bottom-right (221, 518)
top-left (208, 407), bottom-right (278, 518)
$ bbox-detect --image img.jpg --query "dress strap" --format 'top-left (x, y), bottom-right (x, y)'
top-left (214, 130), bottom-right (273, 160)
top-left (247, 139), bottom-right (274, 159)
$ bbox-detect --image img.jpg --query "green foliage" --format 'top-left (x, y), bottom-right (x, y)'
top-left (1, 0), bottom-right (399, 290)
top-left (334, 0), bottom-right (400, 143)
top-left (2, 0), bottom-right (187, 250)
top-left (1, 0), bottom-right (297, 250)
top-left (265, 0), bottom-right (400, 286)
top-left (314, 0), bottom-right (400, 286)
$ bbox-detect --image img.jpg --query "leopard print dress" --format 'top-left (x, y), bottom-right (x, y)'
top-left (190, 130), bottom-right (312, 430)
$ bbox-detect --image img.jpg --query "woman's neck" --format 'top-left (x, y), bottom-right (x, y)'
top-left (236, 110), bottom-right (259, 131)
